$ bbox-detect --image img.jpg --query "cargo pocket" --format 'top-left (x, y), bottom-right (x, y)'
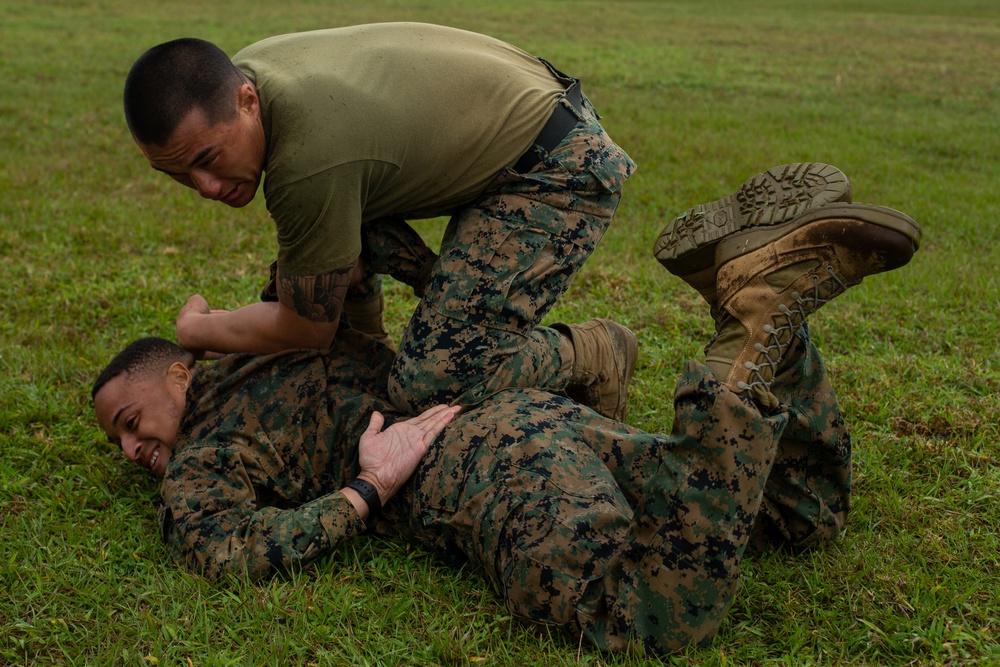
top-left (585, 141), bottom-right (636, 194)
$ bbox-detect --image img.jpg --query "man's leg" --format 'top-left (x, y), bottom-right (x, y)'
top-left (553, 199), bottom-right (920, 650)
top-left (574, 365), bottom-right (788, 653)
top-left (387, 97), bottom-right (636, 415)
top-left (410, 379), bottom-right (785, 655)
top-left (654, 174), bottom-right (920, 549)
top-left (746, 324), bottom-right (852, 551)
top-left (681, 201), bottom-right (918, 553)
top-left (559, 324), bottom-right (851, 556)
top-left (409, 198), bottom-right (921, 655)
top-left (343, 261), bottom-right (394, 348)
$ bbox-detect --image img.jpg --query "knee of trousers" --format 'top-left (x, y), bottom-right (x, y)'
top-left (386, 363), bottom-right (436, 413)
top-left (385, 326), bottom-right (527, 412)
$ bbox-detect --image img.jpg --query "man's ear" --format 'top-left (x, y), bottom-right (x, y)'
top-left (236, 81), bottom-right (260, 118)
top-left (166, 361), bottom-right (193, 393)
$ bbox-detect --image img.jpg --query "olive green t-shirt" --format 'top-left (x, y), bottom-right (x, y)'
top-left (234, 23), bottom-right (568, 277)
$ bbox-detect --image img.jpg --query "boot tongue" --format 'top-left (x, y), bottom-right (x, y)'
top-left (764, 258), bottom-right (820, 291)
top-left (704, 316), bottom-right (746, 383)
top-left (705, 316), bottom-right (781, 412)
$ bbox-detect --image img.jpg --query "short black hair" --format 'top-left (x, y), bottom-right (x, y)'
top-left (92, 337), bottom-right (195, 400)
top-left (123, 37), bottom-right (246, 146)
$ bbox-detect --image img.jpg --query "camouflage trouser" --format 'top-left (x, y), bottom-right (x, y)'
top-left (360, 94), bottom-right (636, 413)
top-left (405, 328), bottom-right (851, 655)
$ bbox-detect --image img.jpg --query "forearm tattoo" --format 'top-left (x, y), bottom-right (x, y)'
top-left (275, 262), bottom-right (355, 323)
top-left (260, 261), bottom-right (280, 302)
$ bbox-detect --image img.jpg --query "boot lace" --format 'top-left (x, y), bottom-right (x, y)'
top-left (737, 266), bottom-right (846, 393)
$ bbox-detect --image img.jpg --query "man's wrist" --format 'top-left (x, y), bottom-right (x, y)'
top-left (176, 310), bottom-right (214, 351)
top-left (345, 478), bottom-right (382, 520)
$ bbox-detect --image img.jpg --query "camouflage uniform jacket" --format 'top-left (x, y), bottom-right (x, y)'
top-left (158, 334), bottom-right (402, 581)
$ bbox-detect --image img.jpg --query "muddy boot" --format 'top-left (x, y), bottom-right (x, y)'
top-left (553, 319), bottom-right (639, 423)
top-left (705, 203), bottom-right (921, 408)
top-left (654, 163), bottom-right (853, 304)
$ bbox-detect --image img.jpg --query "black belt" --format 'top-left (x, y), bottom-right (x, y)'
top-left (512, 83), bottom-right (584, 174)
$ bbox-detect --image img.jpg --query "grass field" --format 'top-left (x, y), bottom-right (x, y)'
top-left (2, 0), bottom-right (999, 664)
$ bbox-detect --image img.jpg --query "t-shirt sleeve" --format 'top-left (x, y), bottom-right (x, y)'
top-left (267, 160), bottom-right (398, 278)
top-left (159, 445), bottom-right (367, 582)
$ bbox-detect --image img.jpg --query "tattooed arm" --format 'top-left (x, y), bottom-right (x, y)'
top-left (175, 262), bottom-right (358, 356)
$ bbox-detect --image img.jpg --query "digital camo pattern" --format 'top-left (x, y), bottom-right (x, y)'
top-left (406, 326), bottom-right (850, 655)
top-left (384, 97), bottom-right (636, 413)
top-left (359, 216), bottom-right (438, 299)
top-left (159, 327), bottom-right (849, 655)
top-left (749, 325), bottom-right (851, 551)
top-left (157, 332), bottom-right (398, 581)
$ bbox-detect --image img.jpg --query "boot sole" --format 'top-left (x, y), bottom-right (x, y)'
top-left (654, 163), bottom-right (853, 276)
top-left (715, 203), bottom-right (922, 269)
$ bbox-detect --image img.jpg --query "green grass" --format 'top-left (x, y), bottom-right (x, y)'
top-left (2, 0), bottom-right (999, 664)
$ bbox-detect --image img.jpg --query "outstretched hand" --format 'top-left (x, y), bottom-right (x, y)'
top-left (357, 404), bottom-right (462, 503)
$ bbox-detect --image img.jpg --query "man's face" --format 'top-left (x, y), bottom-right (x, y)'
top-left (94, 364), bottom-right (191, 478)
top-left (138, 83), bottom-right (266, 208)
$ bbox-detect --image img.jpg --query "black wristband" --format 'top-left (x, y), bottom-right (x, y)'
top-left (346, 478), bottom-right (382, 520)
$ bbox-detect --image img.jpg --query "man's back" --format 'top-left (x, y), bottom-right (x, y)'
top-left (236, 23), bottom-right (568, 274)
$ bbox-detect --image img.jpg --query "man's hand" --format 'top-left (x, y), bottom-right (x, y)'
top-left (355, 405), bottom-right (462, 506)
top-left (176, 295), bottom-right (227, 359)
top-left (175, 294), bottom-right (340, 356)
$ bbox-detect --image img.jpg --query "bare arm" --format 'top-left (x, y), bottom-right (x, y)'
top-left (176, 296), bottom-right (341, 356)
top-left (176, 262), bottom-right (361, 356)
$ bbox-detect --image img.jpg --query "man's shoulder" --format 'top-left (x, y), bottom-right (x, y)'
top-left (182, 343), bottom-right (394, 429)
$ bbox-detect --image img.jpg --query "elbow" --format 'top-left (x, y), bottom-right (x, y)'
top-left (273, 304), bottom-right (339, 351)
top-left (290, 318), bottom-right (339, 350)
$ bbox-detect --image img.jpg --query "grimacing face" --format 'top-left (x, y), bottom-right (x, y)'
top-left (138, 82), bottom-right (266, 208)
top-left (94, 362), bottom-right (192, 478)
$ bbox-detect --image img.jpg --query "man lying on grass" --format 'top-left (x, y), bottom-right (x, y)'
top-left (92, 169), bottom-right (921, 655)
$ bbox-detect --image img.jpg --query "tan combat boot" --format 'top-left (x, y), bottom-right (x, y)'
top-left (344, 292), bottom-right (395, 350)
top-left (554, 319), bottom-right (638, 422)
top-left (655, 163), bottom-right (853, 304)
top-left (705, 203), bottom-right (921, 408)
